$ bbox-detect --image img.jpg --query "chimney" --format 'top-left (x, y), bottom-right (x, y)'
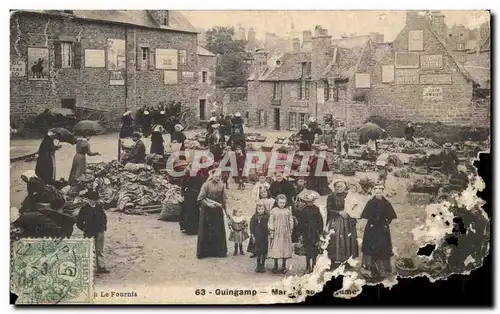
top-left (302, 30), bottom-right (312, 52)
top-left (406, 10), bottom-right (427, 30)
top-left (429, 11), bottom-right (447, 38)
top-left (314, 25), bottom-right (323, 37)
top-left (292, 38), bottom-right (301, 53)
top-left (311, 32), bottom-right (332, 80)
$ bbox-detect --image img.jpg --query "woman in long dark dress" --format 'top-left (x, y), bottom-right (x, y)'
top-left (296, 192), bottom-right (324, 274)
top-left (68, 134), bottom-right (101, 185)
top-left (141, 110), bottom-right (152, 138)
top-left (171, 124), bottom-right (187, 151)
top-left (35, 131), bottom-right (61, 185)
top-left (326, 180), bottom-right (359, 269)
top-left (297, 124), bottom-right (312, 151)
top-left (307, 148), bottom-right (330, 195)
top-left (196, 169), bottom-right (228, 258)
top-left (360, 182), bottom-right (397, 278)
top-left (120, 111), bottom-right (134, 138)
top-left (150, 126), bottom-right (165, 155)
top-left (250, 201), bottom-right (270, 273)
top-left (180, 168), bottom-right (205, 235)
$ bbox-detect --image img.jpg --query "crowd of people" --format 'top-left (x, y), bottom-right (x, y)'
top-left (18, 108), bottom-right (464, 279)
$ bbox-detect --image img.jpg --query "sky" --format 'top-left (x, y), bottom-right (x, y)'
top-left (180, 10), bottom-right (490, 42)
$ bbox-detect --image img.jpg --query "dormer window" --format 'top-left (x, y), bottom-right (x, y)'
top-left (276, 60), bottom-right (281, 66)
top-left (162, 11), bottom-right (169, 26)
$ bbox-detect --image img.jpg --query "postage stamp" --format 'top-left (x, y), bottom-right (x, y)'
top-left (10, 238), bottom-right (94, 304)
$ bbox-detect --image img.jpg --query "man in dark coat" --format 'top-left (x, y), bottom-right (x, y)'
top-left (297, 124), bottom-right (312, 151)
top-left (360, 182), bottom-right (397, 279)
top-left (227, 128), bottom-right (246, 151)
top-left (404, 122), bottom-right (415, 142)
top-left (120, 110), bottom-right (134, 138)
top-left (269, 171), bottom-right (296, 207)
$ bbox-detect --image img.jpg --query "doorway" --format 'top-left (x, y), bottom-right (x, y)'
top-left (273, 108), bottom-right (280, 131)
top-left (61, 98), bottom-right (76, 111)
top-left (199, 99), bottom-right (206, 121)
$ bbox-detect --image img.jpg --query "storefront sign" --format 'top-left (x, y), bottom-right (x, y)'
top-left (28, 48), bottom-right (49, 80)
top-left (395, 69), bottom-right (419, 84)
top-left (110, 71), bottom-right (125, 85)
top-left (156, 49), bottom-right (178, 70)
top-left (408, 30), bottom-right (424, 51)
top-left (10, 60), bottom-right (26, 77)
top-left (85, 49), bottom-right (105, 68)
top-left (107, 39), bottom-right (126, 71)
top-left (164, 70), bottom-right (178, 85)
top-left (423, 86), bottom-right (443, 101)
top-left (420, 73), bottom-right (452, 85)
top-left (182, 71), bottom-right (194, 82)
top-left (382, 65), bottom-right (394, 83)
top-left (420, 55), bottom-right (443, 70)
top-left (355, 73), bottom-right (370, 88)
top-left (395, 52), bottom-right (420, 69)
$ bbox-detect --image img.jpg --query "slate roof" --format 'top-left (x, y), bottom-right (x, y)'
top-left (197, 46), bottom-right (216, 57)
top-left (321, 46), bottom-right (366, 80)
top-left (13, 10), bottom-right (198, 33)
top-left (259, 52), bottom-right (311, 81)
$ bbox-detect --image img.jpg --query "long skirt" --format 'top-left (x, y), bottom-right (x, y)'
top-left (68, 153), bottom-right (86, 185)
top-left (180, 191), bottom-right (200, 235)
top-left (361, 255), bottom-right (392, 277)
top-left (308, 176), bottom-right (329, 195)
top-left (327, 215), bottom-right (359, 263)
top-left (196, 206), bottom-right (227, 258)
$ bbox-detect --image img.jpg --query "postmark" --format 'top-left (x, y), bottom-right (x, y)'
top-left (11, 238), bottom-right (94, 304)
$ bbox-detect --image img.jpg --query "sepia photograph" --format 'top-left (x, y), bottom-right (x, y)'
top-left (9, 6), bottom-right (491, 305)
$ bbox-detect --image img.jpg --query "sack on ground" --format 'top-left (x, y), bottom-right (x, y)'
top-left (158, 199), bottom-right (182, 221)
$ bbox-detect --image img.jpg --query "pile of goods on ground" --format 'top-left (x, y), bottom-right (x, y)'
top-left (329, 157), bottom-right (376, 174)
top-left (188, 131), bottom-right (208, 148)
top-left (245, 132), bottom-right (267, 142)
top-left (377, 137), bottom-right (440, 153)
top-left (407, 172), bottom-right (448, 194)
top-left (65, 161), bottom-right (183, 215)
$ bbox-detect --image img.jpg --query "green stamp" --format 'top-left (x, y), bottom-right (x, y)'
top-left (11, 238), bottom-right (94, 304)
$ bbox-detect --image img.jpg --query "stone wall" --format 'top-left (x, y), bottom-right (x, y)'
top-left (10, 11), bottom-right (199, 127)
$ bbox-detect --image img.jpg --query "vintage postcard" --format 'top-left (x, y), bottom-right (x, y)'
top-left (10, 9), bottom-right (490, 304)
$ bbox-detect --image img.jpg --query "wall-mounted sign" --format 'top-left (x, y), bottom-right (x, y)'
top-left (164, 70), bottom-right (178, 85)
top-left (28, 48), bottom-right (49, 80)
top-left (107, 39), bottom-right (126, 71)
top-left (420, 55), bottom-right (443, 70)
top-left (382, 65), bottom-right (395, 83)
top-left (85, 49), bottom-right (105, 68)
top-left (395, 69), bottom-right (419, 84)
top-left (423, 86), bottom-right (443, 101)
top-left (11, 60), bottom-right (26, 77)
top-left (408, 30), bottom-right (424, 51)
top-left (395, 52), bottom-right (420, 69)
top-left (110, 71), bottom-right (125, 85)
top-left (355, 73), bottom-right (370, 88)
top-left (420, 73), bottom-right (452, 85)
top-left (156, 49), bottom-right (178, 70)
top-left (182, 71), bottom-right (194, 82)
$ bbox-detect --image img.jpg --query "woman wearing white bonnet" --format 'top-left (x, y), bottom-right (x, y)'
top-left (171, 124), bottom-right (187, 153)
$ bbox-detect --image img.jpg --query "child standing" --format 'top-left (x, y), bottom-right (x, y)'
top-left (228, 208), bottom-right (249, 255)
top-left (251, 174), bottom-right (270, 200)
top-left (76, 190), bottom-right (109, 274)
top-left (268, 194), bottom-right (294, 274)
top-left (259, 187), bottom-right (275, 214)
top-left (250, 201), bottom-right (270, 273)
top-left (296, 192), bottom-right (324, 274)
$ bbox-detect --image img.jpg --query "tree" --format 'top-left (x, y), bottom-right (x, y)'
top-left (204, 26), bottom-right (251, 87)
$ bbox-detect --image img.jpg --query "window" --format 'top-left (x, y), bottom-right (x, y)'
top-left (288, 112), bottom-right (298, 130)
top-left (257, 110), bottom-right (264, 126)
top-left (61, 42), bottom-right (72, 68)
top-left (61, 98), bottom-right (76, 110)
top-left (300, 81), bottom-right (309, 100)
top-left (301, 62), bottom-right (311, 77)
top-left (141, 47), bottom-right (149, 69)
top-left (457, 43), bottom-right (465, 50)
top-left (299, 113), bottom-right (309, 126)
top-left (273, 82), bottom-right (282, 100)
top-left (324, 80), bottom-right (330, 100)
top-left (307, 62), bottom-right (311, 76)
top-left (162, 11), bottom-right (169, 26)
top-left (199, 99), bottom-right (206, 120)
top-left (202, 71), bottom-right (207, 83)
top-left (179, 50), bottom-right (187, 65)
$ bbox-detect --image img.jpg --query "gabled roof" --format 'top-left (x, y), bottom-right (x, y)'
top-left (258, 52), bottom-right (311, 81)
top-left (197, 46), bottom-right (216, 57)
top-left (13, 10), bottom-right (198, 34)
top-left (321, 46), bottom-right (366, 80)
top-left (393, 19), bottom-right (479, 85)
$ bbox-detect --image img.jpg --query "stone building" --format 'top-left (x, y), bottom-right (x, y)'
top-left (9, 10), bottom-right (207, 127)
top-left (197, 46), bottom-right (217, 121)
top-left (248, 11), bottom-right (490, 131)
